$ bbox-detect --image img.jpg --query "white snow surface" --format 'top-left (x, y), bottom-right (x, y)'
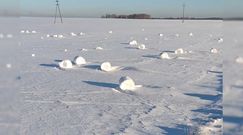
top-left (0, 17), bottom-right (224, 135)
top-left (223, 21), bottom-right (243, 135)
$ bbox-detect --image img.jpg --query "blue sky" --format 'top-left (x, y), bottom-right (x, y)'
top-left (0, 0), bottom-right (242, 18)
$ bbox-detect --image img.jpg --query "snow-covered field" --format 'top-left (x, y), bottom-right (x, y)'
top-left (0, 17), bottom-right (226, 134)
top-left (224, 21), bottom-right (243, 135)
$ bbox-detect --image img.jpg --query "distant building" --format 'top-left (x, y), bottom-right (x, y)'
top-left (102, 13), bottom-right (151, 19)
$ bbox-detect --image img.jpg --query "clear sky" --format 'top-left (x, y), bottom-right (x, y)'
top-left (0, 0), bottom-right (242, 18)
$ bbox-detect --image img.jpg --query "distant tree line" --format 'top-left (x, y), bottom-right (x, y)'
top-left (162, 17), bottom-right (223, 20)
top-left (101, 14), bottom-right (151, 19)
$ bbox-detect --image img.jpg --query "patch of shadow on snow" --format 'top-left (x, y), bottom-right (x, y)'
top-left (120, 42), bottom-right (130, 45)
top-left (121, 66), bottom-right (143, 72)
top-left (163, 50), bottom-right (175, 53)
top-left (40, 63), bottom-right (58, 68)
top-left (83, 81), bottom-right (119, 89)
top-left (83, 64), bottom-right (100, 70)
top-left (157, 124), bottom-right (198, 135)
top-left (54, 59), bottom-right (62, 62)
top-left (231, 85), bottom-right (243, 89)
top-left (192, 107), bottom-right (222, 120)
top-left (224, 116), bottom-right (243, 124)
top-left (207, 70), bottom-right (223, 74)
top-left (184, 93), bottom-right (222, 101)
top-left (143, 85), bottom-right (162, 89)
top-left (124, 47), bottom-right (139, 50)
top-left (142, 55), bottom-right (160, 59)
top-left (189, 70), bottom-right (223, 134)
top-left (197, 84), bottom-right (223, 93)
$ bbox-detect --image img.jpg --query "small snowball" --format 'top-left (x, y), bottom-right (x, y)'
top-left (20, 30), bottom-right (25, 33)
top-left (70, 32), bottom-right (77, 36)
top-left (236, 57), bottom-right (243, 64)
top-left (160, 52), bottom-right (170, 59)
top-left (46, 34), bottom-right (50, 38)
top-left (18, 42), bottom-right (21, 46)
top-left (31, 54), bottom-right (35, 57)
top-left (137, 44), bottom-right (146, 50)
top-left (233, 39), bottom-right (238, 43)
top-left (59, 60), bottom-right (73, 69)
top-left (218, 38), bottom-right (223, 43)
top-left (53, 35), bottom-right (58, 38)
top-left (119, 76), bottom-right (136, 90)
top-left (6, 34), bottom-right (13, 38)
top-left (64, 49), bottom-right (68, 52)
top-left (129, 40), bottom-right (138, 45)
top-left (189, 33), bottom-right (193, 37)
top-left (6, 64), bottom-right (12, 68)
top-left (175, 48), bottom-right (184, 54)
top-left (81, 48), bottom-right (88, 51)
top-left (159, 33), bottom-right (164, 37)
top-left (96, 47), bottom-right (103, 50)
top-left (0, 34), bottom-right (4, 38)
top-left (32, 31), bottom-right (37, 34)
top-left (109, 31), bottom-right (113, 34)
top-left (26, 30), bottom-right (30, 34)
top-left (73, 56), bottom-right (86, 66)
top-left (210, 48), bottom-right (218, 54)
top-left (79, 32), bottom-right (85, 36)
top-left (58, 34), bottom-right (64, 39)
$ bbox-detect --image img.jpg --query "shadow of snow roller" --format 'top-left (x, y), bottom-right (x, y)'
top-left (119, 76), bottom-right (142, 91)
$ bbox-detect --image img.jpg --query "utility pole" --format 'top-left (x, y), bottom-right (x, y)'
top-left (182, 3), bottom-right (186, 23)
top-left (54, 0), bottom-right (63, 24)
